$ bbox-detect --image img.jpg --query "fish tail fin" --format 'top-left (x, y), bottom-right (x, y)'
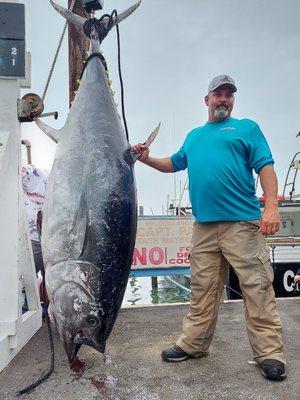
top-left (131, 122), bottom-right (161, 163)
top-left (50, 1), bottom-right (87, 27)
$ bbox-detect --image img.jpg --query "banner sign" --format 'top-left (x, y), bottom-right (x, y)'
top-left (131, 217), bottom-right (194, 269)
top-left (131, 217), bottom-right (300, 298)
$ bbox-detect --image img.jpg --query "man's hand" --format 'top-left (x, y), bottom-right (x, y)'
top-left (259, 206), bottom-right (280, 235)
top-left (131, 144), bottom-right (174, 172)
top-left (259, 165), bottom-right (280, 236)
top-left (131, 143), bottom-right (149, 163)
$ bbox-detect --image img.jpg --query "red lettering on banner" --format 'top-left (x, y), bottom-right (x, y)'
top-left (132, 247), bottom-right (147, 266)
top-left (132, 246), bottom-right (189, 268)
top-left (149, 247), bottom-right (165, 265)
top-left (180, 246), bottom-right (190, 252)
top-left (168, 258), bottom-right (190, 265)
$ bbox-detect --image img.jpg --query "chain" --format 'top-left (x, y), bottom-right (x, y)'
top-left (42, 0), bottom-right (76, 102)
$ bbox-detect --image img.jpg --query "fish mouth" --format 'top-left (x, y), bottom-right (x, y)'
top-left (73, 331), bottom-right (106, 354)
top-left (61, 331), bottom-right (105, 363)
top-left (61, 331), bottom-right (82, 363)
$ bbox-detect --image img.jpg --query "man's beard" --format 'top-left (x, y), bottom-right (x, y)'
top-left (214, 105), bottom-right (229, 120)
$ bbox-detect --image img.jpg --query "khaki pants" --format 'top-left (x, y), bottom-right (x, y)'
top-left (177, 221), bottom-right (285, 364)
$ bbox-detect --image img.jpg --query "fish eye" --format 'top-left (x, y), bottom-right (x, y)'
top-left (87, 316), bottom-right (99, 327)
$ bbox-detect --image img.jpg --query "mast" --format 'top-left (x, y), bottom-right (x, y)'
top-left (68, 0), bottom-right (90, 107)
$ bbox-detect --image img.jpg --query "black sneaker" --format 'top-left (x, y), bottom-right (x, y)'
top-left (161, 345), bottom-right (191, 362)
top-left (260, 359), bottom-right (287, 380)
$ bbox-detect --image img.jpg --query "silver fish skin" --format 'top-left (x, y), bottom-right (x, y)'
top-left (42, 1), bottom-right (141, 363)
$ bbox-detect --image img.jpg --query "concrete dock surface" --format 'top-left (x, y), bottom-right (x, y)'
top-left (0, 299), bottom-right (299, 400)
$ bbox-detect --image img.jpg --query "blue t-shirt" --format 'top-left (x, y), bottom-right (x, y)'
top-left (171, 117), bottom-right (274, 222)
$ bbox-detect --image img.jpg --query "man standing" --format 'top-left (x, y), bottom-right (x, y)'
top-left (132, 75), bottom-right (286, 380)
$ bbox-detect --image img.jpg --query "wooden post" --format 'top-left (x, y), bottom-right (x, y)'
top-left (68, 0), bottom-right (90, 107)
top-left (151, 277), bottom-right (158, 290)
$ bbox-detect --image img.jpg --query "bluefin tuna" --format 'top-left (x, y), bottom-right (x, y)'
top-left (37, 0), bottom-right (159, 363)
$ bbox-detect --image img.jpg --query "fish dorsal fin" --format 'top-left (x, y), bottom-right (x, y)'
top-left (131, 122), bottom-right (161, 163)
top-left (35, 118), bottom-right (60, 143)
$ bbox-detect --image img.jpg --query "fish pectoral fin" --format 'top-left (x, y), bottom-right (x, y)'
top-left (130, 121), bottom-right (161, 163)
top-left (35, 118), bottom-right (60, 143)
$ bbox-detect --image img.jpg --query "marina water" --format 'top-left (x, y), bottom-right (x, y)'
top-left (122, 276), bottom-right (190, 306)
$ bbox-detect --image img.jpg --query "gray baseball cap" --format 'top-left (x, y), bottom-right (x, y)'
top-left (208, 74), bottom-right (237, 93)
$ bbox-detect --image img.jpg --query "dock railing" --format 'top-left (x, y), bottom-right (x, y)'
top-left (130, 216), bottom-right (300, 298)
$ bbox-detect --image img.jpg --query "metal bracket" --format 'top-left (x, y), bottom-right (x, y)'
top-left (17, 93), bottom-right (58, 122)
top-left (39, 111), bottom-right (58, 120)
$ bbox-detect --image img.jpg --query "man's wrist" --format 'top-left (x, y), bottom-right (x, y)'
top-left (141, 157), bottom-right (151, 165)
top-left (263, 198), bottom-right (278, 208)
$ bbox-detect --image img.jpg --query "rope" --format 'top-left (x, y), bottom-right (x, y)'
top-left (42, 0), bottom-right (76, 102)
top-left (80, 52), bottom-right (108, 78)
top-left (16, 212), bottom-right (55, 396)
top-left (83, 11), bottom-right (117, 41)
top-left (16, 311), bottom-right (55, 396)
top-left (115, 20), bottom-right (129, 141)
top-left (83, 11), bottom-right (129, 141)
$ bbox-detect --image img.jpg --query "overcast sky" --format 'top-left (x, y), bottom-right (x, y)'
top-left (21, 0), bottom-right (300, 214)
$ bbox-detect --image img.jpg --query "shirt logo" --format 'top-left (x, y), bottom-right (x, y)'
top-left (220, 127), bottom-right (236, 131)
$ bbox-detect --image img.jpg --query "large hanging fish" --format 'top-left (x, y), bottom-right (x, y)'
top-left (38, 0), bottom-right (159, 363)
